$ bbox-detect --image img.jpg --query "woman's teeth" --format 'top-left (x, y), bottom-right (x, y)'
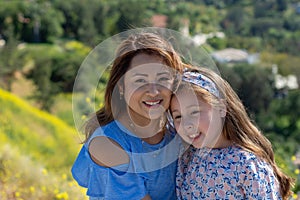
top-left (144, 100), bottom-right (160, 106)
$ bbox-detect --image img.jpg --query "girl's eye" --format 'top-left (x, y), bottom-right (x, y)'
top-left (173, 115), bottom-right (181, 120)
top-left (191, 110), bottom-right (200, 116)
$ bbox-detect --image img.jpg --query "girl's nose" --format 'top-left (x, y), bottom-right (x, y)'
top-left (183, 120), bottom-right (195, 133)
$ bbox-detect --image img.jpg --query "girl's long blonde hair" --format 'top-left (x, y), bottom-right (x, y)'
top-left (83, 32), bottom-right (183, 141)
top-left (183, 66), bottom-right (294, 199)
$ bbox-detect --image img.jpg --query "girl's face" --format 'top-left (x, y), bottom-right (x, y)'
top-left (121, 53), bottom-right (175, 124)
top-left (170, 88), bottom-right (227, 148)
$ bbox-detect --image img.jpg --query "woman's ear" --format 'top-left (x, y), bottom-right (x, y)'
top-left (118, 83), bottom-right (124, 99)
top-left (118, 85), bottom-right (123, 94)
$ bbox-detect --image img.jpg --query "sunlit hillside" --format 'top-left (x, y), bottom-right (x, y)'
top-left (0, 88), bottom-right (87, 200)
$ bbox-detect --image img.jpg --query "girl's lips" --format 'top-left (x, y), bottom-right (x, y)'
top-left (188, 132), bottom-right (202, 141)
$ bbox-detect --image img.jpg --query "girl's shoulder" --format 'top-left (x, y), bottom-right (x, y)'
top-left (230, 146), bottom-right (274, 173)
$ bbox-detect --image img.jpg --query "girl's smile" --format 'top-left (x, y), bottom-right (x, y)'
top-left (170, 87), bottom-right (228, 149)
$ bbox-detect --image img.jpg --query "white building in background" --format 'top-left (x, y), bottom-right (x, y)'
top-left (211, 48), bottom-right (259, 64)
top-left (272, 65), bottom-right (299, 90)
top-left (0, 39), bottom-right (5, 48)
top-left (191, 32), bottom-right (225, 46)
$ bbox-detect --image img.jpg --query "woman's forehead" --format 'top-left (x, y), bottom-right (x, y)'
top-left (127, 54), bottom-right (174, 75)
top-left (129, 53), bottom-right (165, 68)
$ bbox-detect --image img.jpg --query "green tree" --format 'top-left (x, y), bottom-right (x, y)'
top-left (25, 41), bottom-right (88, 110)
top-left (0, 23), bottom-right (25, 91)
top-left (221, 6), bottom-right (250, 35)
top-left (232, 64), bottom-right (274, 115)
top-left (10, 1), bottom-right (65, 43)
top-left (116, 0), bottom-right (151, 32)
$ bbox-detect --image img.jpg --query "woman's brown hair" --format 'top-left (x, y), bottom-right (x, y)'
top-left (83, 32), bottom-right (183, 141)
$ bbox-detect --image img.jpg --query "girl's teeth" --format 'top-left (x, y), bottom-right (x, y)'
top-left (189, 133), bottom-right (200, 139)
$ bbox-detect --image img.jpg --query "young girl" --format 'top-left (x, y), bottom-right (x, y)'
top-left (170, 67), bottom-right (294, 199)
top-left (71, 31), bottom-right (183, 200)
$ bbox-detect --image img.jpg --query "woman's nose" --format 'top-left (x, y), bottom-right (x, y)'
top-left (147, 83), bottom-right (159, 95)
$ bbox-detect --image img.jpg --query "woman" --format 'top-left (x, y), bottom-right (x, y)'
top-left (72, 31), bottom-right (183, 200)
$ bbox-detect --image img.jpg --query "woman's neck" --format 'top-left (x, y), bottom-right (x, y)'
top-left (118, 110), bottom-right (166, 144)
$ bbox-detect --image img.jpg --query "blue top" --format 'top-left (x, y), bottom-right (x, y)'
top-left (72, 120), bottom-right (181, 199)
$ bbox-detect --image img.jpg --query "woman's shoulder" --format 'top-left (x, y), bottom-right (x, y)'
top-left (87, 120), bottom-right (128, 144)
top-left (87, 120), bottom-right (131, 167)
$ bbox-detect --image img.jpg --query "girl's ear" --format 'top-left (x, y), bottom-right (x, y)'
top-left (219, 100), bottom-right (227, 118)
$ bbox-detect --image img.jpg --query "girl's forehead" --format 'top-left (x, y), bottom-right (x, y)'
top-left (173, 88), bottom-right (208, 105)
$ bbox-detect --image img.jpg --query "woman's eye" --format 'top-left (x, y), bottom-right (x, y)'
top-left (135, 79), bottom-right (146, 83)
top-left (158, 77), bottom-right (171, 82)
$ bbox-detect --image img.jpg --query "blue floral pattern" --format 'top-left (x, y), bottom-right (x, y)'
top-left (176, 145), bottom-right (282, 200)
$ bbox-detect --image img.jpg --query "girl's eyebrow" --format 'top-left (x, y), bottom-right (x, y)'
top-left (170, 109), bottom-right (179, 114)
top-left (171, 105), bottom-right (200, 114)
top-left (171, 109), bottom-right (180, 115)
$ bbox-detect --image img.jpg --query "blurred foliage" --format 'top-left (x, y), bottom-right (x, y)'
top-left (23, 41), bottom-right (90, 110)
top-left (0, 88), bottom-right (87, 199)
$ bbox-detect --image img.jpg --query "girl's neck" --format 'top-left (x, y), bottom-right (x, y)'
top-left (204, 137), bottom-right (233, 149)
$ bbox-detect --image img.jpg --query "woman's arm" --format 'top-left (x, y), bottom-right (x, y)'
top-left (141, 195), bottom-right (152, 200)
top-left (89, 136), bottom-right (129, 167)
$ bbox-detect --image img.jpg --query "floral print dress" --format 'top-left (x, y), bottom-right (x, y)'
top-left (176, 145), bottom-right (282, 200)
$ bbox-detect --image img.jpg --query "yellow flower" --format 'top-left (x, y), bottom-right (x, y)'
top-left (62, 173), bottom-right (67, 180)
top-left (29, 186), bottom-right (35, 193)
top-left (56, 192), bottom-right (69, 199)
top-left (41, 186), bottom-right (47, 192)
top-left (295, 169), bottom-right (299, 175)
top-left (42, 168), bottom-right (48, 175)
top-left (99, 102), bottom-right (104, 108)
top-left (292, 156), bottom-right (296, 161)
top-left (15, 173), bottom-right (21, 178)
top-left (292, 193), bottom-right (297, 199)
top-left (15, 191), bottom-right (21, 197)
top-left (85, 97), bottom-right (91, 103)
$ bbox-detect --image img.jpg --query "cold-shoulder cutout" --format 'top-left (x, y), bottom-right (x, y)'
top-left (89, 136), bottom-right (129, 167)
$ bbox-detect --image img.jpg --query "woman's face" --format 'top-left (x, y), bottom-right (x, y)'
top-left (121, 53), bottom-right (175, 124)
top-left (170, 88), bottom-right (226, 148)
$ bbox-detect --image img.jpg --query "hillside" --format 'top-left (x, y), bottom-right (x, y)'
top-left (0, 88), bottom-right (87, 199)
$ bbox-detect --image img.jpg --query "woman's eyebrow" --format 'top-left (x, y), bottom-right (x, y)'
top-left (132, 73), bottom-right (148, 77)
top-left (157, 71), bottom-right (171, 76)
